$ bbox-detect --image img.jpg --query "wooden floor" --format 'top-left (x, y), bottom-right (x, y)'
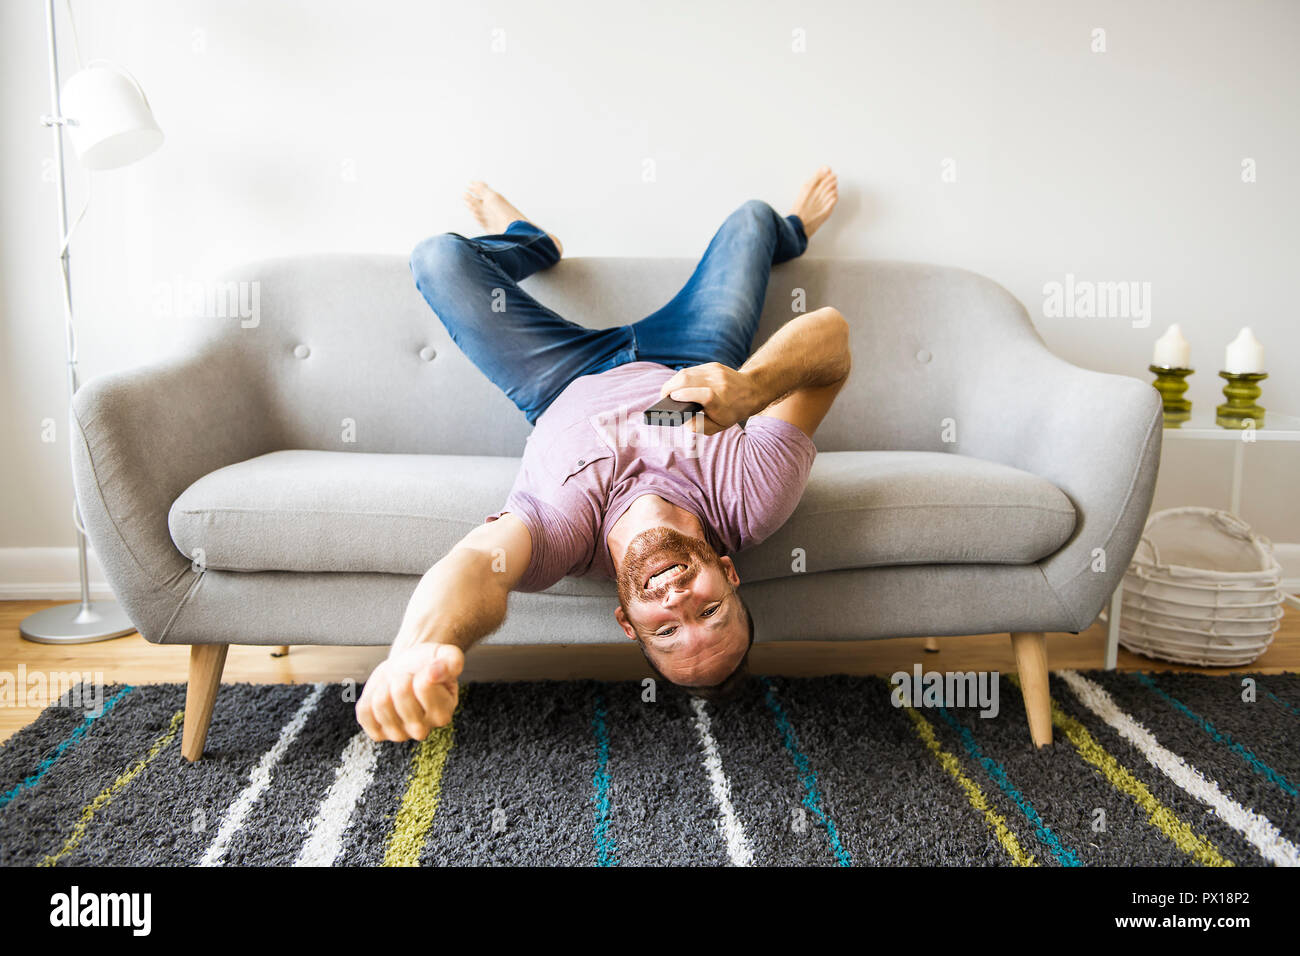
top-left (2, 598), bottom-right (1296, 743)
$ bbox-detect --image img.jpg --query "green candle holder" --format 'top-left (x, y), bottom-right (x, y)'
top-left (1149, 365), bottom-right (1193, 427)
top-left (1216, 371), bottom-right (1267, 429)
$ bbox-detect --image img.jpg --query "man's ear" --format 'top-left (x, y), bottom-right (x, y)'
top-left (614, 605), bottom-right (638, 642)
top-left (718, 555), bottom-right (741, 588)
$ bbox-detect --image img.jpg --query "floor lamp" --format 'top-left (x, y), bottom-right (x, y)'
top-left (21, 0), bottom-right (163, 644)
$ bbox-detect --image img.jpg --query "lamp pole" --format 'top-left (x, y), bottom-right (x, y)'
top-left (20, 0), bottom-right (134, 643)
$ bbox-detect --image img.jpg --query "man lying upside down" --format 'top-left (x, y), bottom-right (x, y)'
top-left (357, 167), bottom-right (850, 741)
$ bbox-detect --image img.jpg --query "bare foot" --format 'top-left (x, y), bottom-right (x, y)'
top-left (788, 166), bottom-right (838, 238)
top-left (463, 181), bottom-right (564, 257)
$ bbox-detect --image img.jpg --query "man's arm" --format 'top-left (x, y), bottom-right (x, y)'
top-left (355, 513), bottom-right (532, 742)
top-left (659, 305), bottom-right (852, 437)
top-left (391, 513), bottom-right (533, 653)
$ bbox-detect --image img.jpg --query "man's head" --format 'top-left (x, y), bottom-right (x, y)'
top-left (613, 525), bottom-right (754, 697)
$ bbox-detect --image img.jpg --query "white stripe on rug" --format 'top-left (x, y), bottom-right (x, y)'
top-left (690, 698), bottom-right (754, 866)
top-left (1058, 670), bottom-right (1299, 867)
top-left (200, 683), bottom-right (327, 867)
top-left (294, 730), bottom-right (380, 867)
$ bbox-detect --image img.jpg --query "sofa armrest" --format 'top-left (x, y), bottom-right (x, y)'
top-left (71, 341), bottom-right (278, 641)
top-left (957, 338), bottom-right (1163, 632)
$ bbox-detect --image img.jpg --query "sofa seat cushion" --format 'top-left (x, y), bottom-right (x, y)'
top-left (731, 450), bottom-right (1076, 583)
top-left (169, 449), bottom-right (1076, 581)
top-left (169, 450), bottom-right (521, 575)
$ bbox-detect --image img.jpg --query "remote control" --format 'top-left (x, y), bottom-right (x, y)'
top-left (643, 395), bottom-right (704, 426)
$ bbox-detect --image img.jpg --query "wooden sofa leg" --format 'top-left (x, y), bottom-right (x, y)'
top-left (183, 644), bottom-right (229, 762)
top-left (922, 637), bottom-right (940, 653)
top-left (1009, 631), bottom-right (1052, 748)
top-left (272, 645), bottom-right (290, 658)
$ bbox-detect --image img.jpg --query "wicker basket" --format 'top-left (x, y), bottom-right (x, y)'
top-left (1118, 507), bottom-right (1283, 666)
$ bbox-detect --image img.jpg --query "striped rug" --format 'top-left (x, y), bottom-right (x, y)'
top-left (1, 671), bottom-right (1296, 866)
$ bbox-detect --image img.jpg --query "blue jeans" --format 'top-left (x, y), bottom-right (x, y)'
top-left (409, 199), bottom-right (808, 424)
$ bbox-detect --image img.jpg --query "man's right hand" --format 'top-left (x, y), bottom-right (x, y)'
top-left (356, 642), bottom-right (464, 742)
top-left (659, 362), bottom-right (764, 435)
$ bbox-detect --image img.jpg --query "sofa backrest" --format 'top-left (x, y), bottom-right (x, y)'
top-left (187, 253), bottom-right (1043, 455)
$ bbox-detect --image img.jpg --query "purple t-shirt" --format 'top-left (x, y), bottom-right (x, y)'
top-left (485, 361), bottom-right (817, 592)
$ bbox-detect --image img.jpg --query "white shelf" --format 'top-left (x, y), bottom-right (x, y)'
top-left (1161, 410), bottom-right (1300, 442)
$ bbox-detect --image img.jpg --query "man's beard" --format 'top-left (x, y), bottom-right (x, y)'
top-left (616, 525), bottom-right (721, 610)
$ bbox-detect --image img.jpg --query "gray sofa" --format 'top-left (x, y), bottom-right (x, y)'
top-left (71, 253), bottom-right (1162, 759)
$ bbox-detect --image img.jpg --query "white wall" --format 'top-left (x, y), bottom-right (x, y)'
top-left (2, 0), bottom-right (1298, 584)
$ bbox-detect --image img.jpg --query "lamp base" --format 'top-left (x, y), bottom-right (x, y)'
top-left (19, 600), bottom-right (135, 644)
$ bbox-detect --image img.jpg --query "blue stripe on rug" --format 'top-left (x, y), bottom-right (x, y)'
top-left (1133, 673), bottom-right (1296, 798)
top-left (762, 679), bottom-right (851, 866)
top-left (936, 706), bottom-right (1082, 867)
top-left (591, 692), bottom-right (618, 867)
top-left (1266, 690), bottom-right (1300, 720)
top-left (0, 685), bottom-right (134, 809)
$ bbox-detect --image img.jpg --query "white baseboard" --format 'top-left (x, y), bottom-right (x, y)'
top-left (2, 543), bottom-right (1298, 602)
top-left (1273, 543), bottom-right (1300, 593)
top-left (0, 547), bottom-right (116, 601)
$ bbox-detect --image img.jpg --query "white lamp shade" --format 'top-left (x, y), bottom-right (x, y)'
top-left (60, 62), bottom-right (163, 170)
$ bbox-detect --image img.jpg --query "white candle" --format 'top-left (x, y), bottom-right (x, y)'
top-left (1224, 327), bottom-right (1265, 374)
top-left (1152, 324), bottom-right (1191, 368)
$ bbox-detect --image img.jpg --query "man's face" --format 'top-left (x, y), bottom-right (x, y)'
top-left (614, 526), bottom-right (748, 687)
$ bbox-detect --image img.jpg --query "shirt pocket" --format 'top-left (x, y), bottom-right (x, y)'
top-left (539, 419), bottom-right (615, 487)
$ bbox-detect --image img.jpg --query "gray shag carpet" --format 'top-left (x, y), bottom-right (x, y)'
top-left (1, 671), bottom-right (1297, 866)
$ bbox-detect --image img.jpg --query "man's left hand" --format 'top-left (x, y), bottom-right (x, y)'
top-left (659, 363), bottom-right (762, 435)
